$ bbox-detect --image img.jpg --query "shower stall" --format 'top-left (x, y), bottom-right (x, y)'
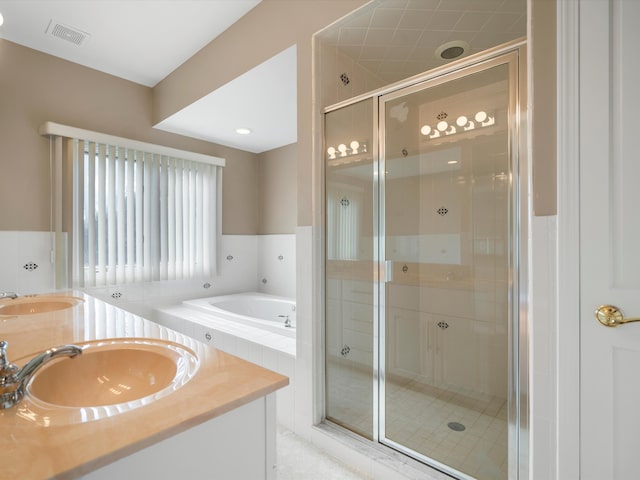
top-left (324, 44), bottom-right (526, 480)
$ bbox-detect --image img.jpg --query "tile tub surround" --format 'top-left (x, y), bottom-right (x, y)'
top-left (154, 299), bottom-right (297, 431)
top-left (0, 292), bottom-right (288, 479)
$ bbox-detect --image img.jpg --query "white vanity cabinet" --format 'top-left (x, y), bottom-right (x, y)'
top-left (84, 394), bottom-right (277, 480)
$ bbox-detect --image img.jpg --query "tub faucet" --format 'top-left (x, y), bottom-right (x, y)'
top-left (278, 315), bottom-right (292, 328)
top-left (0, 292), bottom-right (19, 300)
top-left (0, 340), bottom-right (83, 409)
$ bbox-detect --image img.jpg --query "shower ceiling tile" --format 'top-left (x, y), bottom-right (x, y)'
top-left (427, 11), bottom-right (464, 31)
top-left (483, 12), bottom-right (525, 32)
top-left (398, 9), bottom-right (435, 30)
top-left (370, 7), bottom-right (406, 28)
top-left (339, 27), bottom-right (369, 45)
top-left (416, 30), bottom-right (451, 49)
top-left (407, 0), bottom-right (441, 9)
top-left (499, 0), bottom-right (527, 14)
top-left (360, 44), bottom-right (390, 61)
top-left (339, 45), bottom-right (364, 60)
top-left (453, 12), bottom-right (493, 31)
top-left (357, 59), bottom-right (384, 73)
top-left (443, 0), bottom-right (503, 11)
top-left (390, 28), bottom-right (423, 47)
top-left (385, 45), bottom-right (414, 61)
top-left (364, 28), bottom-right (396, 46)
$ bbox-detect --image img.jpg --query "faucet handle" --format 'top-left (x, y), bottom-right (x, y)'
top-left (0, 341), bottom-right (18, 379)
top-left (0, 341), bottom-right (9, 366)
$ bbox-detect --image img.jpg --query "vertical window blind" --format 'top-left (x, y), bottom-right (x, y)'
top-left (71, 138), bottom-right (222, 288)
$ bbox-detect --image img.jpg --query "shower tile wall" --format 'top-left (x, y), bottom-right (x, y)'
top-left (0, 231), bottom-right (57, 294)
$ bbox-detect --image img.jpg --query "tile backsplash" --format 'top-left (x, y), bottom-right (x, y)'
top-left (0, 232), bottom-right (296, 318)
top-left (0, 231), bottom-right (57, 295)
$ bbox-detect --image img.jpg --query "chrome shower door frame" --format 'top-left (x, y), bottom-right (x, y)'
top-left (323, 41), bottom-right (528, 480)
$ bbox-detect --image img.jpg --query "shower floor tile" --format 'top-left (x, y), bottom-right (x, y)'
top-left (326, 359), bottom-right (508, 480)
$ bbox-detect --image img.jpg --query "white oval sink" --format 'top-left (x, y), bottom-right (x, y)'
top-left (0, 295), bottom-right (83, 316)
top-left (23, 338), bottom-right (199, 422)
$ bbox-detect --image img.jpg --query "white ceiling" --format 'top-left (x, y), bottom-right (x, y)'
top-left (0, 0), bottom-right (525, 155)
top-left (0, 0), bottom-right (261, 87)
top-left (0, 0), bottom-right (298, 153)
top-left (155, 45), bottom-right (297, 154)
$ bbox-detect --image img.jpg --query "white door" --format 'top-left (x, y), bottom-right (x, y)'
top-left (580, 0), bottom-right (640, 478)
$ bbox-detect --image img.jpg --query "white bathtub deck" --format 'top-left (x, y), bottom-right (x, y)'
top-left (154, 304), bottom-right (296, 357)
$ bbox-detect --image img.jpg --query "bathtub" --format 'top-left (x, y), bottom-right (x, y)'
top-left (153, 291), bottom-right (297, 430)
top-left (182, 292), bottom-right (296, 338)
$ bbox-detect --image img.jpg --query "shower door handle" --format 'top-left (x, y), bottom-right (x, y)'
top-left (383, 260), bottom-right (394, 282)
top-left (595, 305), bottom-right (640, 327)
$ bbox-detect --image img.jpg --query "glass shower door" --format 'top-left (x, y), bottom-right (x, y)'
top-left (380, 61), bottom-right (514, 480)
top-left (324, 99), bottom-right (375, 439)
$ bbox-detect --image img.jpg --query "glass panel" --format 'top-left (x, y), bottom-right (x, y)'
top-left (382, 64), bottom-right (510, 479)
top-left (325, 99), bottom-right (374, 439)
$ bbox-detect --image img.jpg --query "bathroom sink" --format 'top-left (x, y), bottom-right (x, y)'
top-left (0, 295), bottom-right (84, 316)
top-left (27, 338), bottom-right (199, 408)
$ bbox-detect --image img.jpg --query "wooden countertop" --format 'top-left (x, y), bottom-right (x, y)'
top-left (0, 292), bottom-right (289, 479)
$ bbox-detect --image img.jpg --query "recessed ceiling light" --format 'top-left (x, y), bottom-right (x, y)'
top-left (435, 40), bottom-right (470, 61)
top-left (235, 127), bottom-right (252, 135)
top-left (0, 12), bottom-right (4, 27)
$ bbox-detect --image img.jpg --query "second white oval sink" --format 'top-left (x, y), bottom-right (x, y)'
top-left (0, 295), bottom-right (83, 316)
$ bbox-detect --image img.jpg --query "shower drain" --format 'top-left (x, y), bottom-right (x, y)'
top-left (447, 422), bottom-right (466, 432)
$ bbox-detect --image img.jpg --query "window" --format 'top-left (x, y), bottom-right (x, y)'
top-left (70, 139), bottom-right (222, 288)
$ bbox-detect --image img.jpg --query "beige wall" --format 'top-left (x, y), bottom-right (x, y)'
top-left (257, 143), bottom-right (297, 234)
top-left (0, 1), bottom-right (370, 234)
top-left (0, 39), bottom-right (260, 234)
top-left (152, 0), bottom-right (370, 227)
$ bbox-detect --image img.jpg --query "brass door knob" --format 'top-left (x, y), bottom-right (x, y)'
top-left (595, 305), bottom-right (640, 327)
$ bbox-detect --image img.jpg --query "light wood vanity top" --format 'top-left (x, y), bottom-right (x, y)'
top-left (0, 292), bottom-right (289, 479)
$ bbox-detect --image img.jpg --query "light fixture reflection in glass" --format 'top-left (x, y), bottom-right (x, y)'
top-left (475, 111), bottom-right (487, 123)
top-left (447, 160), bottom-right (458, 165)
top-left (421, 110), bottom-right (495, 141)
top-left (326, 140), bottom-right (367, 161)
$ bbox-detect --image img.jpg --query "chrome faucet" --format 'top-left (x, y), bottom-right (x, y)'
top-left (0, 292), bottom-right (19, 300)
top-left (278, 315), bottom-right (292, 328)
top-left (0, 340), bottom-right (82, 409)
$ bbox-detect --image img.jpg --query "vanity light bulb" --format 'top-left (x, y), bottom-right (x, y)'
top-left (456, 116), bottom-right (468, 127)
top-left (350, 140), bottom-right (360, 153)
top-left (338, 144), bottom-right (347, 156)
top-left (327, 147), bottom-right (336, 159)
top-left (437, 121), bottom-right (448, 132)
top-left (475, 111), bottom-right (488, 123)
top-left (420, 125), bottom-right (432, 136)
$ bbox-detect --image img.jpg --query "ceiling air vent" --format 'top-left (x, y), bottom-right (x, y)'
top-left (45, 20), bottom-right (90, 46)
